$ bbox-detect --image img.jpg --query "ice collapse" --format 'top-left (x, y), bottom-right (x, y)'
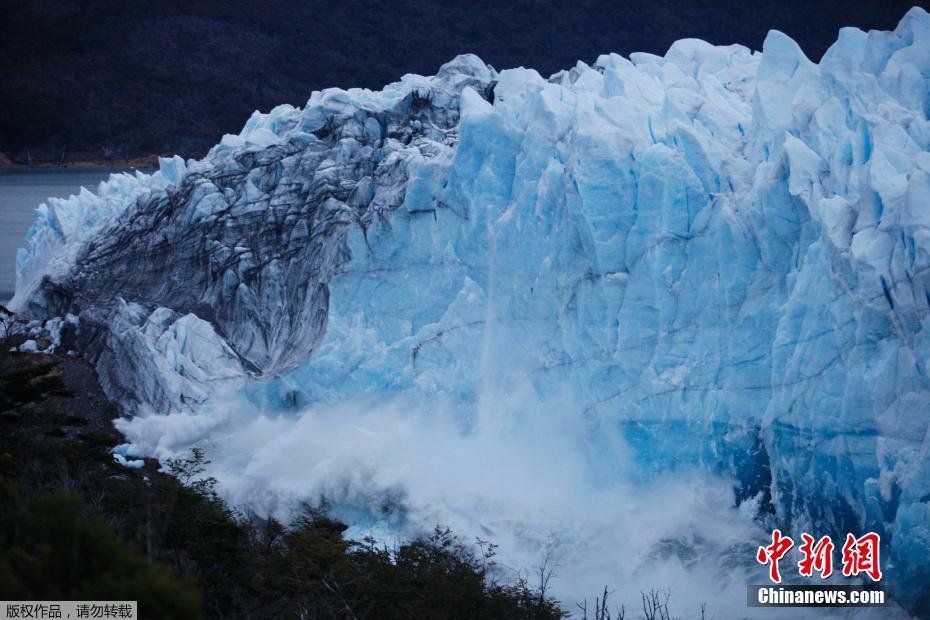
top-left (11, 7), bottom-right (930, 615)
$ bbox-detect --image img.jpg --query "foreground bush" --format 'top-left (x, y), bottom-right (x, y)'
top-left (0, 481), bottom-right (201, 618)
top-left (0, 353), bottom-right (565, 619)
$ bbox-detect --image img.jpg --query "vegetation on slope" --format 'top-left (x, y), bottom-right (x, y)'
top-left (0, 0), bottom-right (920, 165)
top-left (0, 347), bottom-right (566, 618)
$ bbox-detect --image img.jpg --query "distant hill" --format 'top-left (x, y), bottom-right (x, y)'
top-left (0, 0), bottom-right (923, 165)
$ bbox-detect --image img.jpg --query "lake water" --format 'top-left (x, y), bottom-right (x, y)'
top-left (0, 170), bottom-right (134, 306)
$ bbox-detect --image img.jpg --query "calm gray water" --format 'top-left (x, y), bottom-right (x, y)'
top-left (0, 170), bottom-right (129, 305)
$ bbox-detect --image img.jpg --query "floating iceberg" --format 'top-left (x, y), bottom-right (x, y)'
top-left (11, 8), bottom-right (930, 615)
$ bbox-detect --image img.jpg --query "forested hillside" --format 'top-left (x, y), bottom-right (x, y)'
top-left (1, 0), bottom-right (921, 164)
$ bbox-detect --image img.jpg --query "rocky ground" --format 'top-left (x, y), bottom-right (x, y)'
top-left (1, 346), bottom-right (121, 447)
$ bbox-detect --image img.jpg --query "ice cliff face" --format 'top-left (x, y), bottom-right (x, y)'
top-left (12, 8), bottom-right (930, 614)
top-left (13, 58), bottom-right (493, 410)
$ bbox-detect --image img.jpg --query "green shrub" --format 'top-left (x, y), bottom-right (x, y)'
top-left (0, 480), bottom-right (201, 619)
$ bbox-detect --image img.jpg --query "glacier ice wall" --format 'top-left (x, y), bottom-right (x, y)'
top-left (12, 8), bottom-right (930, 614)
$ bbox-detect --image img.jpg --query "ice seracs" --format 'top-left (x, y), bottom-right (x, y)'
top-left (11, 9), bottom-right (930, 613)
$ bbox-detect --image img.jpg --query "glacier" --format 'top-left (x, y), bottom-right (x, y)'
top-left (10, 7), bottom-right (930, 616)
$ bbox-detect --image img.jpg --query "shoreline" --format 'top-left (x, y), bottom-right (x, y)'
top-left (0, 153), bottom-right (172, 172)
